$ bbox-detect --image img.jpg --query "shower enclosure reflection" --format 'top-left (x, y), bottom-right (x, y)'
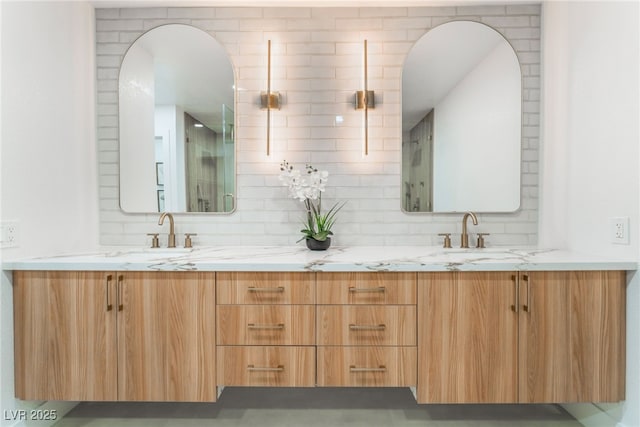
top-left (184, 106), bottom-right (235, 213)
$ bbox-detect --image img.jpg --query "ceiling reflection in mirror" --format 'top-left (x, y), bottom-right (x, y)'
top-left (119, 24), bottom-right (235, 213)
top-left (402, 21), bottom-right (521, 213)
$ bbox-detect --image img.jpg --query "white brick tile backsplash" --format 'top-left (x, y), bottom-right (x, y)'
top-left (456, 5), bottom-right (506, 16)
top-left (96, 5), bottom-right (540, 248)
top-left (481, 15), bottom-right (531, 28)
top-left (96, 19), bottom-right (144, 32)
top-left (382, 17), bottom-right (432, 30)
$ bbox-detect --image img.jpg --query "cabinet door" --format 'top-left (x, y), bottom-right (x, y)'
top-left (417, 272), bottom-right (518, 403)
top-left (14, 271), bottom-right (117, 400)
top-left (519, 271), bottom-right (626, 403)
top-left (117, 272), bottom-right (216, 402)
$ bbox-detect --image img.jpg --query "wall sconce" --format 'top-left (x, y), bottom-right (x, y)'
top-left (261, 40), bottom-right (281, 156)
top-left (354, 40), bottom-right (375, 156)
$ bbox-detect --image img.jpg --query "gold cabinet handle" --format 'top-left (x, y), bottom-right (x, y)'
top-left (511, 274), bottom-right (519, 313)
top-left (247, 286), bottom-right (285, 293)
top-left (523, 274), bottom-right (531, 312)
top-left (349, 324), bottom-right (386, 331)
top-left (349, 365), bottom-right (387, 373)
top-left (348, 286), bottom-right (386, 293)
top-left (105, 274), bottom-right (113, 311)
top-left (247, 365), bottom-right (284, 372)
top-left (247, 323), bottom-right (285, 330)
top-left (117, 275), bottom-right (124, 311)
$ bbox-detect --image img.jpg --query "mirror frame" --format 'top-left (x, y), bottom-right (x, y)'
top-left (400, 20), bottom-right (523, 214)
top-left (118, 23), bottom-right (238, 215)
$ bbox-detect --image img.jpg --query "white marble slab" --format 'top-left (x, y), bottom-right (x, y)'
top-left (2, 246), bottom-right (637, 272)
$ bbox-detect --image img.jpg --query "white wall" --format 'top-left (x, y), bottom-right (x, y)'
top-left (155, 104), bottom-right (187, 212)
top-left (119, 42), bottom-right (157, 212)
top-left (540, 2), bottom-right (639, 426)
top-left (433, 41), bottom-right (521, 212)
top-left (0, 2), bottom-right (98, 425)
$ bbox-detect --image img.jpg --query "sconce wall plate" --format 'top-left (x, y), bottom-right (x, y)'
top-left (261, 92), bottom-right (281, 110)
top-left (355, 90), bottom-right (375, 110)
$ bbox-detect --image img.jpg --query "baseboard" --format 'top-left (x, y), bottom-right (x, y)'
top-left (562, 403), bottom-right (620, 427)
top-left (8, 401), bottom-right (78, 427)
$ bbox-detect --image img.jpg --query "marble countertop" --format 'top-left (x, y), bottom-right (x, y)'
top-left (2, 246), bottom-right (637, 272)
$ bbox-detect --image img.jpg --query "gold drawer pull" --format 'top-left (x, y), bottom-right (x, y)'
top-left (105, 274), bottom-right (113, 311)
top-left (523, 274), bottom-right (531, 312)
top-left (247, 365), bottom-right (285, 372)
top-left (348, 286), bottom-right (386, 293)
top-left (247, 286), bottom-right (285, 293)
top-left (117, 274), bottom-right (124, 311)
top-left (349, 365), bottom-right (387, 373)
top-left (247, 323), bottom-right (285, 330)
top-left (349, 324), bottom-right (386, 331)
top-left (511, 274), bottom-right (519, 313)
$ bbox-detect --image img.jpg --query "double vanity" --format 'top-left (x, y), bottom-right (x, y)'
top-left (7, 246), bottom-right (633, 404)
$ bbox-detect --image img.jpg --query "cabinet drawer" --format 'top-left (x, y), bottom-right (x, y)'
top-left (217, 346), bottom-right (315, 387)
top-left (316, 272), bottom-right (416, 305)
top-left (217, 272), bottom-right (315, 304)
top-left (217, 305), bottom-right (315, 345)
top-left (317, 306), bottom-right (416, 346)
top-left (317, 346), bottom-right (416, 387)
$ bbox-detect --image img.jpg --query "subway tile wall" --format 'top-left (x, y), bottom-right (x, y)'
top-left (96, 5), bottom-right (540, 247)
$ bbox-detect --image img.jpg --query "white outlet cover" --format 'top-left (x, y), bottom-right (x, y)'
top-left (0, 221), bottom-right (19, 248)
top-left (610, 217), bottom-right (630, 245)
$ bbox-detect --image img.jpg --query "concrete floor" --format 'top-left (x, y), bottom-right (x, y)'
top-left (54, 388), bottom-right (583, 427)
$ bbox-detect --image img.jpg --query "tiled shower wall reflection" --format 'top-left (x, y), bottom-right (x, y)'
top-left (96, 5), bottom-right (540, 247)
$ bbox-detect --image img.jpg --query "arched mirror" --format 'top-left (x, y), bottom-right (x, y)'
top-left (119, 24), bottom-right (235, 213)
top-left (402, 21), bottom-right (521, 213)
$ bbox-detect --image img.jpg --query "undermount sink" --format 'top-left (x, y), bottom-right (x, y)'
top-left (105, 247), bottom-right (194, 258)
top-left (145, 248), bottom-right (193, 255)
top-left (437, 247), bottom-right (531, 261)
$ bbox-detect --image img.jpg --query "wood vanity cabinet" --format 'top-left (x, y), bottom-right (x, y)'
top-left (13, 271), bottom-right (216, 402)
top-left (417, 271), bottom-right (626, 404)
top-left (14, 268), bottom-right (625, 403)
top-left (216, 272), bottom-right (316, 387)
top-left (316, 272), bottom-right (417, 387)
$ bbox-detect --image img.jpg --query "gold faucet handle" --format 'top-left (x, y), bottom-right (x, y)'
top-left (184, 233), bottom-right (198, 248)
top-left (476, 233), bottom-right (490, 249)
top-left (438, 233), bottom-right (452, 248)
top-left (147, 233), bottom-right (160, 248)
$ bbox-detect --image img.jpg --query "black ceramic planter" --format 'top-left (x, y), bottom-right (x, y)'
top-left (305, 237), bottom-right (331, 251)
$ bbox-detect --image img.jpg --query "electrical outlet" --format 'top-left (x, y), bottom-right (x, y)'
top-left (0, 221), bottom-right (20, 248)
top-left (610, 217), bottom-right (630, 245)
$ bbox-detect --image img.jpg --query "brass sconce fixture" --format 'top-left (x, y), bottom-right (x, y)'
top-left (261, 40), bottom-right (281, 156)
top-left (354, 40), bottom-right (375, 155)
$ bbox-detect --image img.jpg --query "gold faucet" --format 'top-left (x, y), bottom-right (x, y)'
top-left (158, 212), bottom-right (176, 248)
top-left (460, 212), bottom-right (478, 248)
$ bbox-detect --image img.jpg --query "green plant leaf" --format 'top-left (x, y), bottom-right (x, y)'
top-left (298, 200), bottom-right (345, 242)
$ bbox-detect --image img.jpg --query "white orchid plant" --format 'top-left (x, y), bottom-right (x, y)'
top-left (279, 161), bottom-right (344, 242)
